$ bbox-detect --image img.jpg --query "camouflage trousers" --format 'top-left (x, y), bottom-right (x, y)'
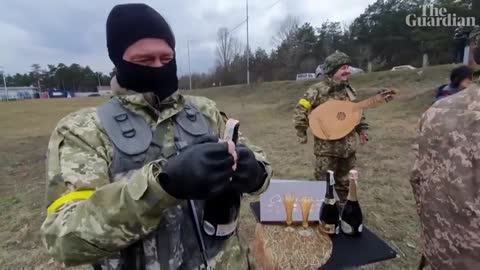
top-left (314, 154), bottom-right (356, 203)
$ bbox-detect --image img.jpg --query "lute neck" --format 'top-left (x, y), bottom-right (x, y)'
top-left (354, 95), bottom-right (384, 110)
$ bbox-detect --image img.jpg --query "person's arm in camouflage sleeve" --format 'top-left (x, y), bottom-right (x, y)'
top-left (355, 113), bottom-right (369, 144)
top-left (410, 142), bottom-right (422, 215)
top-left (356, 113), bottom-right (368, 132)
top-left (40, 111), bottom-right (177, 266)
top-left (410, 117), bottom-right (425, 216)
top-left (293, 86), bottom-right (321, 144)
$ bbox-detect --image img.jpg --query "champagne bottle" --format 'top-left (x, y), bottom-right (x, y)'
top-left (202, 189), bottom-right (241, 238)
top-left (319, 170), bottom-right (340, 235)
top-left (202, 119), bottom-right (241, 238)
top-left (340, 170), bottom-right (363, 236)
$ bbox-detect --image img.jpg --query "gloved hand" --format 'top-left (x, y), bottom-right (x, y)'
top-left (230, 145), bottom-right (267, 194)
top-left (359, 131), bottom-right (369, 145)
top-left (298, 136), bottom-right (308, 144)
top-left (158, 136), bottom-right (234, 200)
top-left (296, 129), bottom-right (308, 144)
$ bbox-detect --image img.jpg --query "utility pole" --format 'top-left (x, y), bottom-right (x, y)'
top-left (246, 0), bottom-right (250, 85)
top-left (0, 67), bottom-right (7, 99)
top-left (2, 74), bottom-right (6, 98)
top-left (97, 73), bottom-right (102, 88)
top-left (187, 40), bottom-right (192, 90)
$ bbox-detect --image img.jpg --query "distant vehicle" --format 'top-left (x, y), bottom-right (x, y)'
top-left (349, 66), bottom-right (365, 75)
top-left (316, 64), bottom-right (364, 78)
top-left (391, 65), bottom-right (416, 71)
top-left (315, 64), bottom-right (325, 78)
top-left (48, 89), bottom-right (67, 98)
top-left (296, 73), bottom-right (316, 81)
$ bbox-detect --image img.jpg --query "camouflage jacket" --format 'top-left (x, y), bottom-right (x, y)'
top-left (410, 85), bottom-right (480, 270)
top-left (40, 88), bottom-right (272, 269)
top-left (293, 78), bottom-right (367, 158)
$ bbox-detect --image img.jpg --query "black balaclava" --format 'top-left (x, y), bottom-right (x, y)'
top-left (106, 3), bottom-right (178, 100)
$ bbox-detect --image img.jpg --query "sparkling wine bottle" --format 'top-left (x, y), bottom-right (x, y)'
top-left (202, 119), bottom-right (241, 238)
top-left (340, 170), bottom-right (363, 236)
top-left (202, 190), bottom-right (241, 238)
top-left (319, 170), bottom-right (340, 235)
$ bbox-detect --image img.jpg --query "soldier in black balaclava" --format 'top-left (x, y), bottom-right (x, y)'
top-left (40, 3), bottom-right (272, 270)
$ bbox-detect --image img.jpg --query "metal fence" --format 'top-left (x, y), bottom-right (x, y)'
top-left (0, 93), bottom-right (39, 102)
top-left (0, 96), bottom-right (37, 102)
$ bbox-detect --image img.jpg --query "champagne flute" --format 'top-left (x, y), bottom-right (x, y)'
top-left (300, 196), bottom-right (313, 228)
top-left (283, 193), bottom-right (295, 226)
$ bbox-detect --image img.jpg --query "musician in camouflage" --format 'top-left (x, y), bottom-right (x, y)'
top-left (293, 51), bottom-right (368, 203)
top-left (469, 26), bottom-right (480, 83)
top-left (40, 4), bottom-right (272, 270)
top-left (410, 83), bottom-right (480, 270)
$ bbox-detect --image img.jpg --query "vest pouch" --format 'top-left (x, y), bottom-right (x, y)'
top-left (110, 152), bottom-right (147, 180)
top-left (174, 103), bottom-right (210, 152)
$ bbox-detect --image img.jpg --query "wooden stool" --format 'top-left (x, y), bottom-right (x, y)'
top-left (251, 223), bottom-right (333, 270)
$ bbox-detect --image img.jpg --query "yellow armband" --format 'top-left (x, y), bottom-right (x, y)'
top-left (47, 190), bottom-right (95, 215)
top-left (298, 99), bottom-right (312, 110)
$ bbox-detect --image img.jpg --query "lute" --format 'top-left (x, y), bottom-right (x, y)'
top-left (308, 89), bottom-right (396, 140)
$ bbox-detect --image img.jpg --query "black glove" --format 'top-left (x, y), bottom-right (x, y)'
top-left (230, 145), bottom-right (267, 194)
top-left (158, 136), bottom-right (234, 200)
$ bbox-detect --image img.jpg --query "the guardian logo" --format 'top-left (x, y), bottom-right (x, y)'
top-left (406, 5), bottom-right (478, 27)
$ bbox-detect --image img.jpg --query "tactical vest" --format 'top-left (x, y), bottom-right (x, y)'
top-left (93, 97), bottom-right (230, 270)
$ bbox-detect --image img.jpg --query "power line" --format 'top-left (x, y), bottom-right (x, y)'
top-left (228, 19), bottom-right (247, 35)
top-left (184, 0), bottom-right (284, 45)
top-left (264, 0), bottom-right (283, 12)
top-left (227, 0), bottom-right (284, 35)
top-left (182, 0), bottom-right (286, 83)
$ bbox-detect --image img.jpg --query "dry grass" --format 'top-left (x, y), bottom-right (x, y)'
top-left (0, 65), bottom-right (452, 269)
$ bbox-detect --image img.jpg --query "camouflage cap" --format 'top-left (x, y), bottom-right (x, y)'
top-left (324, 51), bottom-right (351, 76)
top-left (454, 26), bottom-right (465, 34)
top-left (469, 26), bottom-right (480, 47)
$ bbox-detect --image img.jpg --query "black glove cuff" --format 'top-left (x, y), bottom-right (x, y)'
top-left (247, 161), bottom-right (268, 194)
top-left (355, 123), bottom-right (369, 133)
top-left (157, 172), bottom-right (175, 196)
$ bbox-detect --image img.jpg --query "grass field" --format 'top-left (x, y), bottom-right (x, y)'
top-left (0, 64), bottom-right (455, 269)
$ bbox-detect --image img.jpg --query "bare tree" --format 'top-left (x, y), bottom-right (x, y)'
top-left (271, 15), bottom-right (300, 46)
top-left (216, 28), bottom-right (241, 72)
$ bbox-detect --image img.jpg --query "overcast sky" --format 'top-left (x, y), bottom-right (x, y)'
top-left (0, 0), bottom-right (376, 76)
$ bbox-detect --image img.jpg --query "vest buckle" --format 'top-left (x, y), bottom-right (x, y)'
top-left (184, 105), bottom-right (197, 121)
